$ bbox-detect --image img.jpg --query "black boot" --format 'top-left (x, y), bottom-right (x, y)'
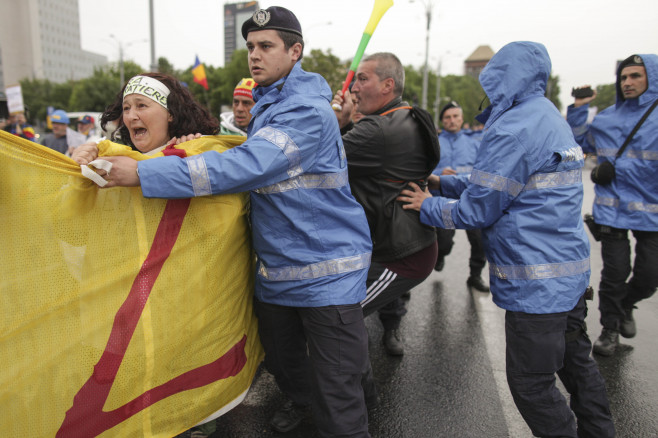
top-left (620, 306), bottom-right (637, 338)
top-left (270, 399), bottom-right (308, 433)
top-left (383, 328), bottom-right (404, 356)
top-left (593, 328), bottom-right (619, 356)
top-left (467, 275), bottom-right (490, 292)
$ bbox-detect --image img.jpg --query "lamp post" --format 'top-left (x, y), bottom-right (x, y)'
top-left (109, 35), bottom-right (148, 89)
top-left (149, 0), bottom-right (157, 72)
top-left (433, 57), bottom-right (442, 126)
top-left (432, 52), bottom-right (460, 126)
top-left (411, 0), bottom-right (433, 110)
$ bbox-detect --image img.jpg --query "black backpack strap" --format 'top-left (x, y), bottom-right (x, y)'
top-left (616, 99), bottom-right (658, 159)
top-left (409, 106), bottom-right (441, 170)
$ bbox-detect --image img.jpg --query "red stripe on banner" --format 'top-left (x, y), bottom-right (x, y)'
top-left (56, 197), bottom-right (247, 437)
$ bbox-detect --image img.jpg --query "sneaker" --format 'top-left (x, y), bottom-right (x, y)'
top-left (270, 399), bottom-right (307, 433)
top-left (593, 328), bottom-right (619, 356)
top-left (467, 276), bottom-right (490, 292)
top-left (620, 306), bottom-right (637, 338)
top-left (434, 258), bottom-right (445, 272)
top-left (383, 329), bottom-right (404, 356)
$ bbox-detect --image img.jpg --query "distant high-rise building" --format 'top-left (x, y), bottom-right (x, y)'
top-left (464, 45), bottom-right (495, 79)
top-left (0, 0), bottom-right (106, 89)
top-left (224, 1), bottom-right (259, 65)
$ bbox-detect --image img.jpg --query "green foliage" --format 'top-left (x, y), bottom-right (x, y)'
top-left (69, 68), bottom-right (121, 113)
top-left (402, 67), bottom-right (485, 125)
top-left (20, 78), bottom-right (73, 125)
top-left (116, 60), bottom-right (146, 80)
top-left (180, 49), bottom-right (251, 117)
top-left (591, 83), bottom-right (616, 111)
top-left (402, 66), bottom-right (424, 107)
top-left (545, 74), bottom-right (562, 111)
top-left (303, 49), bottom-right (349, 94)
top-left (401, 67), bottom-right (563, 124)
top-left (157, 57), bottom-right (177, 76)
top-left (435, 74), bottom-right (485, 125)
top-left (19, 49), bottom-right (566, 132)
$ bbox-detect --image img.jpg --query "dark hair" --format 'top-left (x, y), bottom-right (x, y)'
top-left (276, 30), bottom-right (304, 61)
top-left (100, 72), bottom-right (219, 146)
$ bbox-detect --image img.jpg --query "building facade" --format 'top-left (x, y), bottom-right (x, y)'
top-left (223, 1), bottom-right (259, 66)
top-left (0, 0), bottom-right (106, 90)
top-left (464, 45), bottom-right (495, 79)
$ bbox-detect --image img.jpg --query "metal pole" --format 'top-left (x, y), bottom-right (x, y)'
top-left (434, 58), bottom-right (442, 127)
top-left (119, 44), bottom-right (124, 87)
top-left (149, 0), bottom-right (157, 72)
top-left (421, 6), bottom-right (431, 109)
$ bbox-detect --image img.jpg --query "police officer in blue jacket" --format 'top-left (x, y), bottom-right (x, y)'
top-left (432, 101), bottom-right (489, 292)
top-left (97, 7), bottom-right (374, 438)
top-left (399, 41), bottom-right (615, 438)
top-left (567, 54), bottom-right (658, 357)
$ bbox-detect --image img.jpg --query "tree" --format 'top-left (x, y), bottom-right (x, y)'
top-left (303, 49), bottom-right (348, 94)
top-left (440, 74), bottom-right (485, 125)
top-left (157, 57), bottom-right (177, 76)
top-left (545, 74), bottom-right (562, 111)
top-left (591, 83), bottom-right (616, 111)
top-left (179, 49), bottom-right (251, 117)
top-left (20, 78), bottom-right (73, 126)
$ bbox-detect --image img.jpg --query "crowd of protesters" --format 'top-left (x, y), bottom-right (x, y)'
top-left (9, 4), bottom-right (657, 437)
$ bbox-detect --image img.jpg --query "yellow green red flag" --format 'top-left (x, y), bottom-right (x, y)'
top-left (0, 131), bottom-right (263, 437)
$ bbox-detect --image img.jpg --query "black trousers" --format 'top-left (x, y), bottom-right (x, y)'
top-left (436, 228), bottom-right (487, 277)
top-left (361, 260), bottom-right (433, 330)
top-left (505, 296), bottom-right (615, 438)
top-left (599, 229), bottom-right (658, 329)
top-left (254, 300), bottom-right (371, 438)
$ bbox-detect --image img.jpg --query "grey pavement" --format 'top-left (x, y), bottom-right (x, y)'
top-left (212, 161), bottom-right (658, 437)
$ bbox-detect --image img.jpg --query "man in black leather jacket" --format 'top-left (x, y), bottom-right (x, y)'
top-left (333, 52), bottom-right (440, 355)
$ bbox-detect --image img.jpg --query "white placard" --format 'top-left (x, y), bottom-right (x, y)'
top-left (5, 85), bottom-right (24, 114)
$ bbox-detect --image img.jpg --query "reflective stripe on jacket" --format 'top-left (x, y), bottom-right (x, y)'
top-left (566, 53), bottom-right (658, 231)
top-left (421, 42), bottom-right (590, 314)
top-left (139, 62), bottom-right (372, 307)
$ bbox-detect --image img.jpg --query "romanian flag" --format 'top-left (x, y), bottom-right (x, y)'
top-left (192, 55), bottom-right (209, 90)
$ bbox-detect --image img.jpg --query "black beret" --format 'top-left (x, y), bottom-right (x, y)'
top-left (241, 6), bottom-right (303, 40)
top-left (618, 54), bottom-right (644, 73)
top-left (439, 101), bottom-right (460, 120)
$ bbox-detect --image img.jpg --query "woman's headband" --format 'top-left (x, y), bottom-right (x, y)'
top-left (123, 76), bottom-right (170, 109)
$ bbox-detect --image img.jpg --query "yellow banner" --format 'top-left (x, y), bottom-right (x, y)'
top-left (0, 131), bottom-right (263, 437)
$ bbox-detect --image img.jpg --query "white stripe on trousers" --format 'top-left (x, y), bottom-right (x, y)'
top-left (361, 268), bottom-right (398, 307)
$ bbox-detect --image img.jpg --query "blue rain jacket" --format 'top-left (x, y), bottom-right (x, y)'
top-left (420, 42), bottom-right (590, 313)
top-left (138, 61), bottom-right (372, 307)
top-left (567, 54), bottom-right (658, 232)
top-left (433, 130), bottom-right (481, 176)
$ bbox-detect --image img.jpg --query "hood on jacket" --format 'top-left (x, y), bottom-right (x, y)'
top-left (477, 41), bottom-right (551, 125)
top-left (615, 53), bottom-right (658, 106)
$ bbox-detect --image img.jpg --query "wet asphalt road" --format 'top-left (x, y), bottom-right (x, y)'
top-left (212, 162), bottom-right (658, 437)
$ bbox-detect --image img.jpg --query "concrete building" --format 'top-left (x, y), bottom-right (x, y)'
top-left (464, 45), bottom-right (495, 79)
top-left (0, 0), bottom-right (106, 90)
top-left (223, 1), bottom-right (259, 65)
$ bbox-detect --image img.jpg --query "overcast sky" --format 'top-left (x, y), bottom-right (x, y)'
top-left (79, 0), bottom-right (658, 112)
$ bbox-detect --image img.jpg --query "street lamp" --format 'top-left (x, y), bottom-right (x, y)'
top-left (109, 35), bottom-right (148, 88)
top-left (433, 57), bottom-right (442, 126)
top-left (432, 52), bottom-right (460, 126)
top-left (411, 0), bottom-right (433, 110)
